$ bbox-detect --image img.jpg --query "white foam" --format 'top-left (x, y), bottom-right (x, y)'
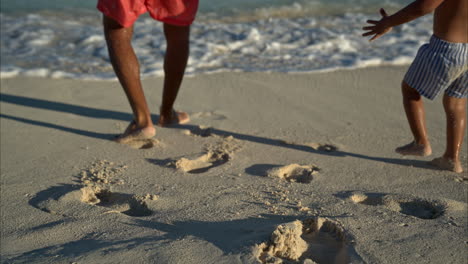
top-left (29, 34), bottom-right (53, 46)
top-left (391, 56), bottom-right (414, 65)
top-left (23, 68), bottom-right (50, 77)
top-left (50, 71), bottom-right (77, 79)
top-left (0, 67), bottom-right (20, 78)
top-left (81, 35), bottom-right (105, 45)
top-left (0, 12), bottom-right (433, 80)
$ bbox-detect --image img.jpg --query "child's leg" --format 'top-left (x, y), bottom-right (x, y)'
top-left (158, 23), bottom-right (191, 126)
top-left (443, 94), bottom-right (466, 160)
top-left (430, 94), bottom-right (466, 173)
top-left (395, 81), bottom-right (432, 156)
top-left (103, 16), bottom-right (155, 141)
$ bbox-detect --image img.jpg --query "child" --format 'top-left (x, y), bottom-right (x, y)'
top-left (97, 0), bottom-right (199, 143)
top-left (363, 0), bottom-right (467, 173)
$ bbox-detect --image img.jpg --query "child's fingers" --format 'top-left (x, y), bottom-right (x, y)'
top-left (362, 31), bottom-right (375, 37)
top-left (366, 20), bottom-right (378, 24)
top-left (380, 8), bottom-right (388, 17)
top-left (370, 33), bottom-right (382, 42)
top-left (362, 26), bottom-right (374, 30)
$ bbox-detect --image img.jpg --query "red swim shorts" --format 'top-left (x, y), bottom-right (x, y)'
top-left (97, 0), bottom-right (199, 27)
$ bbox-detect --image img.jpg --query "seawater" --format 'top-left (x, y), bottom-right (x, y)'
top-left (0, 0), bottom-right (433, 80)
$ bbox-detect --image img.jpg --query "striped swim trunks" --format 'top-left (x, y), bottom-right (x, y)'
top-left (97, 0), bottom-right (199, 28)
top-left (404, 35), bottom-right (467, 100)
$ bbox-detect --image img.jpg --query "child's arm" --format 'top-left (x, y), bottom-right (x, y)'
top-left (362, 0), bottom-right (445, 41)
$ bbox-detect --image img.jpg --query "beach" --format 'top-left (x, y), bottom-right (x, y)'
top-left (1, 66), bottom-right (467, 263)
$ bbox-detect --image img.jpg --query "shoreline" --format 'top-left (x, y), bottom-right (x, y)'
top-left (0, 64), bottom-right (416, 82)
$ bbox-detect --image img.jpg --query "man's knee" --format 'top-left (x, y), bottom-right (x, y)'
top-left (164, 24), bottom-right (190, 45)
top-left (103, 15), bottom-right (134, 45)
top-left (401, 81), bottom-right (421, 100)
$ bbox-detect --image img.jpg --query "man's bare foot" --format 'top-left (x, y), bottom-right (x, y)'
top-left (114, 121), bottom-right (156, 144)
top-left (158, 110), bottom-right (190, 127)
top-left (429, 157), bottom-right (463, 173)
top-left (395, 141), bottom-right (432, 156)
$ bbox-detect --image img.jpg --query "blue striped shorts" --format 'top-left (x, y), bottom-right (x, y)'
top-left (404, 35), bottom-right (467, 100)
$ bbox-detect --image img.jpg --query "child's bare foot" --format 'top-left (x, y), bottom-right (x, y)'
top-left (429, 157), bottom-right (463, 173)
top-left (158, 110), bottom-right (190, 127)
top-left (395, 141), bottom-right (432, 156)
top-left (114, 121), bottom-right (156, 144)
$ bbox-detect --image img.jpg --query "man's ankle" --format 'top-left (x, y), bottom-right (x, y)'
top-left (160, 107), bottom-right (173, 117)
top-left (135, 118), bottom-right (153, 129)
top-left (414, 138), bottom-right (429, 146)
top-left (442, 154), bottom-right (458, 162)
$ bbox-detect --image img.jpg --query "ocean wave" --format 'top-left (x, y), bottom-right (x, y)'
top-left (0, 12), bottom-right (432, 80)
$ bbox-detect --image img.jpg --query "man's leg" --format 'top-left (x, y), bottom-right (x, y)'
top-left (158, 23), bottom-right (191, 126)
top-left (430, 95), bottom-right (466, 173)
top-left (395, 82), bottom-right (432, 156)
top-left (103, 16), bottom-right (155, 141)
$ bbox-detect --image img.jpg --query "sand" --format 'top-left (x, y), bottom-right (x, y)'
top-left (1, 66), bottom-right (467, 264)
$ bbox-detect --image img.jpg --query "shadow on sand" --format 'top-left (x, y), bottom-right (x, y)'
top-left (1, 93), bottom-right (435, 170)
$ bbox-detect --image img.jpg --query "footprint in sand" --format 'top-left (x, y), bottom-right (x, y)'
top-left (191, 111), bottom-right (227, 121)
top-left (183, 125), bottom-right (214, 137)
top-left (278, 141), bottom-right (339, 153)
top-left (79, 160), bottom-right (157, 217)
top-left (342, 192), bottom-right (445, 220)
top-left (30, 160), bottom-right (157, 218)
top-left (125, 138), bottom-right (160, 149)
top-left (347, 192), bottom-right (385, 206)
top-left (81, 186), bottom-right (154, 217)
top-left (454, 176), bottom-right (468, 184)
top-left (385, 198), bottom-right (445, 220)
top-left (306, 143), bottom-right (339, 152)
top-left (254, 217), bottom-right (362, 264)
top-left (175, 151), bottom-right (230, 173)
top-left (267, 164), bottom-right (320, 184)
top-left (79, 160), bottom-right (128, 185)
top-left (175, 137), bottom-right (240, 173)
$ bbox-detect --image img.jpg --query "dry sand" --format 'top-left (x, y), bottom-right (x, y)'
top-left (1, 66), bottom-right (467, 264)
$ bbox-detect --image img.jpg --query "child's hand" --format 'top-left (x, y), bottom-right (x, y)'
top-left (362, 8), bottom-right (392, 42)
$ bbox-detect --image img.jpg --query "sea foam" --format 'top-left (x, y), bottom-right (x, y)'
top-left (0, 12), bottom-right (432, 80)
